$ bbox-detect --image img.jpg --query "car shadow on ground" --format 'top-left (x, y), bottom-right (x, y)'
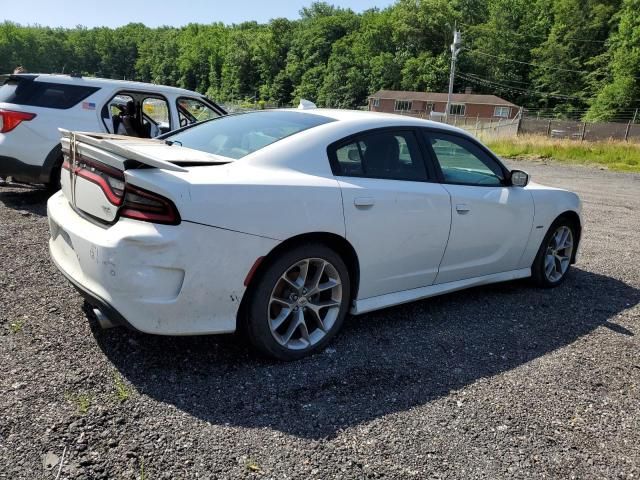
top-left (92, 268), bottom-right (639, 440)
top-left (0, 184), bottom-right (50, 216)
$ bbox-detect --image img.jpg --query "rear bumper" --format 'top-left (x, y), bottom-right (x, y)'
top-left (50, 253), bottom-right (139, 331)
top-left (47, 191), bottom-right (279, 335)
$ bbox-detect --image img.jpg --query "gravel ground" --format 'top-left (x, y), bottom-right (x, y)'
top-left (1, 160), bottom-right (639, 480)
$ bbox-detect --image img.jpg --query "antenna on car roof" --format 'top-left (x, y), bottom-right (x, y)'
top-left (298, 99), bottom-right (317, 110)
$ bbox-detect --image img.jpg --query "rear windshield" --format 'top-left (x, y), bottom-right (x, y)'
top-left (164, 111), bottom-right (335, 160)
top-left (0, 78), bottom-right (99, 110)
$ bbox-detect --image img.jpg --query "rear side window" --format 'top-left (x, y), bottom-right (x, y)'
top-left (165, 111), bottom-right (334, 160)
top-left (0, 79), bottom-right (99, 110)
top-left (330, 130), bottom-right (428, 182)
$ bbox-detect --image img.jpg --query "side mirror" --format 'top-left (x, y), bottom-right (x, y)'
top-left (510, 170), bottom-right (529, 187)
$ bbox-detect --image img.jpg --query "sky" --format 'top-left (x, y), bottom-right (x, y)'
top-left (0, 0), bottom-right (395, 28)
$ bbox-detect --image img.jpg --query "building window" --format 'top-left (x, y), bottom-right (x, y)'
top-left (395, 100), bottom-right (412, 111)
top-left (372, 98), bottom-right (380, 108)
top-left (449, 103), bottom-right (466, 116)
top-left (494, 106), bottom-right (511, 118)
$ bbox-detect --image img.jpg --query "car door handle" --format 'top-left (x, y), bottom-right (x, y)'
top-left (456, 203), bottom-right (471, 213)
top-left (354, 197), bottom-right (375, 207)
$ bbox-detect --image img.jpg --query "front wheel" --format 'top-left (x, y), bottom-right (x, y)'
top-left (245, 244), bottom-right (351, 361)
top-left (531, 218), bottom-right (577, 288)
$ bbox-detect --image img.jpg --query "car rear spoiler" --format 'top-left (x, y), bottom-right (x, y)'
top-left (59, 129), bottom-right (189, 172)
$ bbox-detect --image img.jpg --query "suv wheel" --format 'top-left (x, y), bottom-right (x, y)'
top-left (45, 162), bottom-right (62, 194)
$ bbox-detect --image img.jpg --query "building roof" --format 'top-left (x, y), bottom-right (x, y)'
top-left (370, 89), bottom-right (518, 107)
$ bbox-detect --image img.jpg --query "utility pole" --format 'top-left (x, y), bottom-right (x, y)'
top-left (445, 24), bottom-right (462, 122)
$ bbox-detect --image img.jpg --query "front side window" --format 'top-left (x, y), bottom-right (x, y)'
top-left (331, 130), bottom-right (427, 182)
top-left (104, 94), bottom-right (134, 134)
top-left (425, 132), bottom-right (504, 186)
top-left (449, 103), bottom-right (466, 116)
top-left (177, 97), bottom-right (221, 127)
top-left (494, 106), bottom-right (511, 118)
top-left (395, 100), bottom-right (412, 111)
top-left (142, 97), bottom-right (170, 127)
top-left (165, 111), bottom-right (334, 160)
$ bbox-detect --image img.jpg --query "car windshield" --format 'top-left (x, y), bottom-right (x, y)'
top-left (164, 110), bottom-right (334, 160)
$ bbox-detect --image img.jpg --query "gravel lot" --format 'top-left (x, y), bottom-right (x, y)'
top-left (1, 160), bottom-right (639, 479)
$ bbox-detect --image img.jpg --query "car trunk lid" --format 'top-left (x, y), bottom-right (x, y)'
top-left (59, 129), bottom-right (229, 223)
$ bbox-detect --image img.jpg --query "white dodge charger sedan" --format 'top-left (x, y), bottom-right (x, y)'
top-left (47, 108), bottom-right (582, 360)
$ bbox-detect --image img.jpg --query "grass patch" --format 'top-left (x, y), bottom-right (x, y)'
top-left (485, 135), bottom-right (640, 173)
top-left (65, 392), bottom-right (92, 414)
top-left (139, 458), bottom-right (147, 480)
top-left (245, 458), bottom-right (263, 473)
top-left (9, 320), bottom-right (24, 333)
top-left (113, 372), bottom-right (132, 402)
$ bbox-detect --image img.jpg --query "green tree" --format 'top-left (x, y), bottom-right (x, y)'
top-left (587, 0), bottom-right (640, 120)
top-left (530, 0), bottom-right (620, 113)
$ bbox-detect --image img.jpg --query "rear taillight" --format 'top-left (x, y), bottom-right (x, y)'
top-left (120, 184), bottom-right (181, 225)
top-left (63, 154), bottom-right (180, 225)
top-left (0, 109), bottom-right (36, 133)
top-left (63, 156), bottom-right (125, 206)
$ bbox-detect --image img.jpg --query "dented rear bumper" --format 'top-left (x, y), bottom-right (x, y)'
top-left (47, 191), bottom-right (278, 335)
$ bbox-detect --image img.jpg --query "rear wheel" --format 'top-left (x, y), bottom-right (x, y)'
top-left (45, 161), bottom-right (62, 194)
top-left (245, 244), bottom-right (350, 360)
top-left (531, 217), bottom-right (577, 287)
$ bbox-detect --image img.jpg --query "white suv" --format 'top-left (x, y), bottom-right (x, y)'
top-left (0, 73), bottom-right (225, 188)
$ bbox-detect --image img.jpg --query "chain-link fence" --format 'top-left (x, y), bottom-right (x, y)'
top-left (520, 117), bottom-right (640, 142)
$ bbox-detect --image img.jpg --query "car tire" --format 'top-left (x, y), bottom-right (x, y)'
top-left (45, 163), bottom-right (62, 194)
top-left (245, 243), bottom-right (351, 361)
top-left (531, 216), bottom-right (577, 288)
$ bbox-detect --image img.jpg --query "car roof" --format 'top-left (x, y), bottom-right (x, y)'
top-left (13, 73), bottom-right (204, 97)
top-left (279, 107), bottom-right (468, 135)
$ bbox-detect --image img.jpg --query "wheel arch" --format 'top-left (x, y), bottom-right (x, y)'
top-left (238, 232), bottom-right (361, 323)
top-left (555, 210), bottom-right (582, 264)
top-left (39, 143), bottom-right (63, 184)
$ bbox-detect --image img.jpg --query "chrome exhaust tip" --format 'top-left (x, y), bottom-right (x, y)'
top-left (93, 308), bottom-right (116, 329)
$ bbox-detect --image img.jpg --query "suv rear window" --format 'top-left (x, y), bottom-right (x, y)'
top-left (0, 78), bottom-right (99, 110)
top-left (164, 111), bottom-right (335, 160)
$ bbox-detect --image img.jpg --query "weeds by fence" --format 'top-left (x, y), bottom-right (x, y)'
top-left (486, 135), bottom-right (640, 173)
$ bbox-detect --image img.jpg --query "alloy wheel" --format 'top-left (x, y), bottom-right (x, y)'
top-left (268, 258), bottom-right (343, 350)
top-left (544, 226), bottom-right (574, 283)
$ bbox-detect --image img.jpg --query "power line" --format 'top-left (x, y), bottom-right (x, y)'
top-left (457, 72), bottom-right (588, 101)
top-left (459, 71), bottom-right (640, 105)
top-left (460, 72), bottom-right (549, 89)
top-left (465, 50), bottom-right (640, 82)
top-left (468, 50), bottom-right (599, 75)
top-left (461, 22), bottom-right (608, 44)
top-left (459, 73), bottom-right (533, 86)
top-left (457, 72), bottom-right (638, 119)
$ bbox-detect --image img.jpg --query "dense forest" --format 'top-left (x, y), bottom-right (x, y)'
top-left (1, 0), bottom-right (639, 121)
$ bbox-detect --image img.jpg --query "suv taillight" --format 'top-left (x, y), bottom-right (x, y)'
top-left (0, 109), bottom-right (36, 133)
top-left (120, 184), bottom-right (181, 225)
